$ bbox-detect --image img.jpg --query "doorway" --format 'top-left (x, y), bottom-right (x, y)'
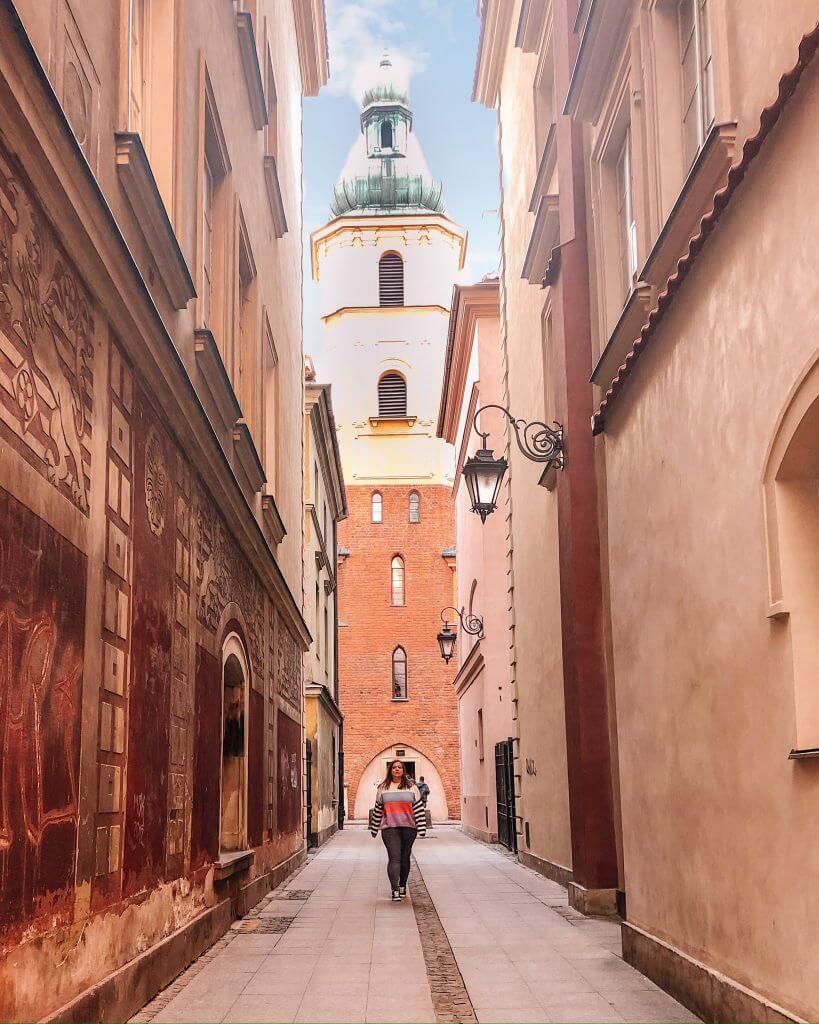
top-left (220, 635), bottom-right (249, 853)
top-left (495, 738), bottom-right (517, 852)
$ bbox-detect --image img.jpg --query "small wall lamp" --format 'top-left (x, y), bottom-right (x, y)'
top-left (437, 606), bottom-right (484, 664)
top-left (462, 404), bottom-right (565, 522)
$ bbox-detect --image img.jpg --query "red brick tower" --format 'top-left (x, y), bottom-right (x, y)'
top-left (338, 485), bottom-right (459, 820)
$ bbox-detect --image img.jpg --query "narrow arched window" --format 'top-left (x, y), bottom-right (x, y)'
top-left (371, 491), bottom-right (383, 523)
top-left (408, 491), bottom-right (420, 523)
top-left (379, 252), bottom-right (404, 306)
top-left (380, 120), bottom-right (393, 149)
top-left (391, 556), bottom-right (405, 606)
top-left (378, 373), bottom-right (407, 418)
top-left (392, 647), bottom-right (407, 700)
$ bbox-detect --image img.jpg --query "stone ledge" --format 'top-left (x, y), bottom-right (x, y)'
top-left (43, 898), bottom-right (233, 1024)
top-left (622, 920), bottom-right (806, 1024)
top-left (568, 880), bottom-right (618, 916)
top-left (214, 849), bottom-right (255, 882)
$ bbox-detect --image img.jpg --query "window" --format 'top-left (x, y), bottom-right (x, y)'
top-left (201, 78), bottom-right (230, 348)
top-left (679, 0), bottom-right (714, 170)
top-left (265, 45), bottom-right (277, 159)
top-left (409, 491), bottom-right (420, 523)
top-left (315, 583), bottom-right (320, 660)
top-left (380, 120), bottom-right (393, 149)
top-left (615, 129), bottom-right (638, 301)
top-left (323, 604), bottom-right (329, 678)
top-left (128, 0), bottom-right (177, 211)
top-left (533, 40), bottom-right (555, 159)
top-left (378, 373), bottom-right (407, 418)
top-left (372, 492), bottom-right (383, 523)
top-left (236, 214), bottom-right (257, 420)
top-left (477, 708), bottom-right (485, 762)
top-left (391, 556), bottom-right (405, 606)
top-left (314, 463), bottom-right (319, 504)
top-left (392, 647), bottom-right (407, 700)
top-left (261, 318), bottom-right (278, 495)
top-left (378, 252), bottom-right (404, 306)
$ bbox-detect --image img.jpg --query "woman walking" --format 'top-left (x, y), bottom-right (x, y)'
top-left (370, 759), bottom-right (427, 901)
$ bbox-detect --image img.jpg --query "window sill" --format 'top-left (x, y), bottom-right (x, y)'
top-left (391, 697), bottom-right (408, 702)
top-left (262, 492), bottom-right (286, 545)
top-left (236, 11), bottom-right (267, 130)
top-left (264, 156), bottom-right (288, 238)
top-left (194, 328), bottom-right (242, 432)
top-left (214, 848), bottom-right (254, 881)
top-left (369, 415), bottom-right (416, 427)
top-left (641, 122), bottom-right (739, 289)
top-left (529, 125), bottom-right (557, 214)
top-left (522, 194), bottom-right (560, 285)
top-left (591, 282), bottom-right (654, 386)
top-left (115, 132), bottom-right (195, 310)
top-left (789, 748), bottom-right (819, 761)
top-left (233, 419), bottom-right (266, 495)
top-left (564, 0), bottom-right (631, 123)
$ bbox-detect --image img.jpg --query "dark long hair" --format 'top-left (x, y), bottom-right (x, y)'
top-left (381, 758), bottom-right (411, 790)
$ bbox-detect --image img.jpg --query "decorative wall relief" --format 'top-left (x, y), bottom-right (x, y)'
top-left (0, 485), bottom-right (85, 946)
top-left (144, 426), bottom-right (167, 538)
top-left (194, 484), bottom-right (264, 679)
top-left (274, 607), bottom-right (301, 712)
top-left (0, 142), bottom-right (93, 513)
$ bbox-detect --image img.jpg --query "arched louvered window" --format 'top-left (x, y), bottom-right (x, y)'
top-left (380, 121), bottom-right (393, 149)
top-left (378, 373), bottom-right (407, 418)
top-left (409, 491), bottom-right (420, 523)
top-left (391, 556), bottom-right (405, 606)
top-left (372, 491), bottom-right (383, 523)
top-left (379, 252), bottom-right (404, 306)
top-left (392, 647), bottom-right (407, 700)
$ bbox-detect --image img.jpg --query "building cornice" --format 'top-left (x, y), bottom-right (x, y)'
top-left (0, 0), bottom-right (311, 649)
top-left (305, 682), bottom-right (343, 725)
top-left (438, 280), bottom-right (500, 442)
top-left (592, 21), bottom-right (819, 434)
top-left (453, 640), bottom-right (485, 698)
top-left (472, 0), bottom-right (514, 108)
top-left (291, 0), bottom-right (329, 97)
top-left (321, 304), bottom-right (450, 325)
top-left (310, 214), bottom-right (467, 280)
top-left (306, 382), bottom-right (348, 520)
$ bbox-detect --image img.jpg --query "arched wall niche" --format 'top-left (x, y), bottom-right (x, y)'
top-left (220, 630), bottom-right (251, 852)
top-left (762, 352), bottom-right (819, 753)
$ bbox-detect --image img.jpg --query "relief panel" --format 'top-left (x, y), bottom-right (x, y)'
top-left (0, 486), bottom-right (85, 947)
top-left (0, 139), bottom-right (94, 513)
top-left (275, 607), bottom-right (301, 712)
top-left (276, 710), bottom-right (301, 836)
top-left (191, 644), bottom-right (221, 871)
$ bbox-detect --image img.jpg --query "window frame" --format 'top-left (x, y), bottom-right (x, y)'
top-left (391, 646), bottom-right (408, 701)
top-left (377, 372), bottom-right (408, 419)
top-left (408, 491), bottom-right (420, 524)
top-left (678, 0), bottom-right (715, 171)
top-left (371, 491), bottom-right (383, 524)
top-left (391, 555), bottom-right (405, 607)
top-left (378, 251), bottom-right (405, 307)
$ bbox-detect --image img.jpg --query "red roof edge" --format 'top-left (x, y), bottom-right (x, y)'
top-left (592, 21), bottom-right (819, 435)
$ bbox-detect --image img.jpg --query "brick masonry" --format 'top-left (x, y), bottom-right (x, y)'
top-left (338, 484), bottom-right (461, 817)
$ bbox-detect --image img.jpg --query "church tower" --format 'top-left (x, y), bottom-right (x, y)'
top-left (311, 55), bottom-right (463, 822)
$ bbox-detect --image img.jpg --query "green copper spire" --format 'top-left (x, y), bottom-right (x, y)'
top-left (331, 53), bottom-right (445, 218)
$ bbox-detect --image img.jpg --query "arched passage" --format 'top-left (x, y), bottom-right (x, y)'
top-left (354, 743), bottom-right (448, 822)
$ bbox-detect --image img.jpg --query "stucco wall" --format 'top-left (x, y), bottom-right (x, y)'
top-left (495, 28), bottom-right (572, 873)
top-left (602, 57), bottom-right (819, 1021)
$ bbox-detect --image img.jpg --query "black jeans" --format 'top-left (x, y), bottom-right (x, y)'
top-left (381, 826), bottom-right (416, 890)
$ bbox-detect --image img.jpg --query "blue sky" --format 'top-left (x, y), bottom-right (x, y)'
top-left (302, 0), bottom-right (501, 364)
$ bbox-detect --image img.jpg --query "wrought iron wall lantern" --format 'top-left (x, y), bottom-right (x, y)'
top-left (462, 404), bottom-right (565, 522)
top-left (437, 606), bottom-right (484, 664)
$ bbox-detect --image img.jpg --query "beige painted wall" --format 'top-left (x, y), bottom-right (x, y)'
top-left (602, 54), bottom-right (819, 1021)
top-left (494, 19), bottom-right (572, 873)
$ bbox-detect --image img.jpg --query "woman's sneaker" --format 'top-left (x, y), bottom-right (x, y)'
top-left (398, 885), bottom-right (407, 898)
top-left (391, 890), bottom-right (401, 902)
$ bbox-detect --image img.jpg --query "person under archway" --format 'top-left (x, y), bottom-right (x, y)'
top-left (369, 759), bottom-right (426, 901)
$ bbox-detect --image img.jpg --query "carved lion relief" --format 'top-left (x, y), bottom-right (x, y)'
top-left (144, 426), bottom-right (167, 537)
top-left (0, 142), bottom-right (93, 513)
top-left (194, 484), bottom-right (264, 677)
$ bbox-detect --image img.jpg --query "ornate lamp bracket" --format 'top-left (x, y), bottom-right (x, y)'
top-left (474, 403), bottom-right (565, 472)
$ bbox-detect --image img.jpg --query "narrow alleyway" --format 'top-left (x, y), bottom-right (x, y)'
top-left (133, 827), bottom-right (698, 1024)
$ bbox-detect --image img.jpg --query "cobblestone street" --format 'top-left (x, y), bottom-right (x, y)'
top-left (134, 827), bottom-right (698, 1024)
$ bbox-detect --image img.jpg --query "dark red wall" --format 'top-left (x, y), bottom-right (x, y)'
top-left (191, 644), bottom-right (221, 870)
top-left (276, 710), bottom-right (301, 835)
top-left (248, 689), bottom-right (264, 847)
top-left (0, 486), bottom-right (85, 947)
top-left (123, 399), bottom-right (174, 895)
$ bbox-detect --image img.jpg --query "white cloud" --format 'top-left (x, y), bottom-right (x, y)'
top-left (325, 0), bottom-right (430, 103)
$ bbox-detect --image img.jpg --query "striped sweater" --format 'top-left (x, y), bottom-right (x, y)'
top-left (370, 784), bottom-right (427, 836)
